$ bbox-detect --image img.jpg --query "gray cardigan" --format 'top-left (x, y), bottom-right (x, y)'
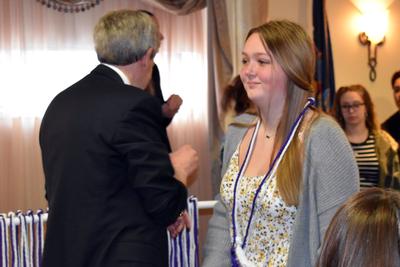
top-left (202, 113), bottom-right (359, 267)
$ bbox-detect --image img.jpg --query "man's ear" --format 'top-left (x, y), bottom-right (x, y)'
top-left (140, 48), bottom-right (155, 67)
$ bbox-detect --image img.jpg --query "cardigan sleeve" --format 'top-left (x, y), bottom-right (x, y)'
top-left (311, 116), bottom-right (359, 226)
top-left (304, 115), bottom-right (360, 264)
top-left (201, 194), bottom-right (231, 267)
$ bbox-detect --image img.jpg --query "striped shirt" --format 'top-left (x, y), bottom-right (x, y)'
top-left (351, 133), bottom-right (380, 188)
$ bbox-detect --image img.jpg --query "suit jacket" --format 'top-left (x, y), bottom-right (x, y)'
top-left (39, 64), bottom-right (187, 267)
top-left (381, 111), bottom-right (400, 143)
top-left (151, 64), bottom-right (172, 129)
top-left (381, 111), bottom-right (400, 158)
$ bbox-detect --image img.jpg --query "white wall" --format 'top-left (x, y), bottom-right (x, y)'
top-left (268, 0), bottom-right (400, 123)
top-left (268, 0), bottom-right (313, 36)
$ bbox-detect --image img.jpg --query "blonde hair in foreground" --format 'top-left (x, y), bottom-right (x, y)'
top-left (316, 187), bottom-right (400, 267)
top-left (246, 20), bottom-right (319, 205)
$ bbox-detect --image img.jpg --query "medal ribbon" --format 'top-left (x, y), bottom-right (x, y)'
top-left (230, 98), bottom-right (315, 266)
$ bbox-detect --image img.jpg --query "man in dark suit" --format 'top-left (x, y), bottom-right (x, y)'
top-left (382, 70), bottom-right (400, 157)
top-left (139, 10), bottom-right (183, 133)
top-left (39, 10), bottom-right (198, 267)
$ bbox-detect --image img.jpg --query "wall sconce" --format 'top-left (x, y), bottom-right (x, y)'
top-left (352, 0), bottom-right (391, 81)
top-left (358, 31), bottom-right (385, 81)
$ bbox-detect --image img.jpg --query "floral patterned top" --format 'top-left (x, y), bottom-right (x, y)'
top-left (220, 146), bottom-right (297, 267)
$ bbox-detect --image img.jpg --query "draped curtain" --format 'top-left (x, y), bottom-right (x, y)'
top-left (208, 0), bottom-right (268, 196)
top-left (145, 0), bottom-right (206, 14)
top-left (0, 0), bottom-right (209, 212)
top-left (142, 0), bottom-right (269, 198)
top-left (144, 0), bottom-right (269, 198)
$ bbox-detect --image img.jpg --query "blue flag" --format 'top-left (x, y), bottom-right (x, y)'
top-left (313, 0), bottom-right (336, 112)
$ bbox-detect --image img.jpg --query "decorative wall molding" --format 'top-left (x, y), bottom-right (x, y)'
top-left (36, 0), bottom-right (104, 13)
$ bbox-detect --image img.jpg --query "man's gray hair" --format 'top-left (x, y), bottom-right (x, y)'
top-left (93, 10), bottom-right (160, 65)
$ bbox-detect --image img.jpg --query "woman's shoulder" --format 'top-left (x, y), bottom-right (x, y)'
top-left (225, 113), bottom-right (256, 135)
top-left (304, 112), bottom-right (351, 154)
top-left (374, 129), bottom-right (399, 151)
top-left (232, 113), bottom-right (256, 124)
top-left (308, 112), bottom-right (344, 137)
top-left (311, 112), bottom-right (339, 128)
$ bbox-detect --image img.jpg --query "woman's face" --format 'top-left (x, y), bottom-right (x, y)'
top-left (240, 33), bottom-right (288, 106)
top-left (340, 91), bottom-right (367, 127)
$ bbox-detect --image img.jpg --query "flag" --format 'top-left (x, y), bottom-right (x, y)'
top-left (313, 0), bottom-right (336, 112)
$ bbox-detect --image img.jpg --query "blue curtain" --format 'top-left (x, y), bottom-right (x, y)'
top-left (313, 0), bottom-right (335, 112)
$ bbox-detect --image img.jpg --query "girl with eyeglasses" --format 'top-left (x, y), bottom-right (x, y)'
top-left (332, 84), bottom-right (400, 189)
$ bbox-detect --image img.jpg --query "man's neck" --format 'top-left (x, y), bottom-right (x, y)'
top-left (117, 63), bottom-right (147, 89)
top-left (102, 63), bottom-right (131, 85)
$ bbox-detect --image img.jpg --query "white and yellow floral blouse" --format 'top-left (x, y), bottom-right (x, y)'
top-left (220, 146), bottom-right (297, 267)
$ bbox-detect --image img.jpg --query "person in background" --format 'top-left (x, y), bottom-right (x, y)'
top-left (332, 84), bottom-right (400, 189)
top-left (202, 20), bottom-right (359, 267)
top-left (382, 70), bottom-right (400, 157)
top-left (316, 187), bottom-right (400, 267)
top-left (139, 9), bottom-right (182, 134)
top-left (220, 75), bottom-right (256, 132)
top-left (40, 10), bottom-right (198, 267)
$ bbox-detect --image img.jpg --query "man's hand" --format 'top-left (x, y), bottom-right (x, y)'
top-left (169, 145), bottom-right (198, 186)
top-left (162, 94), bottom-right (182, 119)
top-left (167, 211), bottom-right (191, 238)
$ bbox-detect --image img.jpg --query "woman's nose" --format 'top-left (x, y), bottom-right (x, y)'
top-left (243, 62), bottom-right (255, 78)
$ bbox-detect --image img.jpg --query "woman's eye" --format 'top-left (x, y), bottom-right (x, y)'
top-left (241, 58), bottom-right (248, 64)
top-left (259, 59), bottom-right (271, 65)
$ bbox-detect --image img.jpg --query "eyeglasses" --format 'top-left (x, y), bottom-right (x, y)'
top-left (340, 102), bottom-right (365, 111)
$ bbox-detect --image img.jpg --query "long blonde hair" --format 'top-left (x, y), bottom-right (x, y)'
top-left (246, 20), bottom-right (319, 205)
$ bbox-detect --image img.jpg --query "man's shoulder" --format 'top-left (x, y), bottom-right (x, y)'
top-left (49, 66), bottom-right (156, 115)
top-left (381, 111), bottom-right (400, 141)
top-left (382, 111), bottom-right (400, 127)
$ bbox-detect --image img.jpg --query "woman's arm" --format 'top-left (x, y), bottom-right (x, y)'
top-left (202, 194), bottom-right (231, 267)
top-left (311, 116), bottom-right (359, 239)
top-left (380, 130), bottom-right (400, 189)
top-left (302, 115), bottom-right (360, 266)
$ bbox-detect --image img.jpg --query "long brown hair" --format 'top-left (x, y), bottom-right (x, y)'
top-left (246, 20), bottom-right (319, 205)
top-left (220, 75), bottom-right (256, 130)
top-left (332, 84), bottom-right (378, 131)
top-left (316, 188), bottom-right (400, 267)
top-left (221, 75), bottom-right (254, 115)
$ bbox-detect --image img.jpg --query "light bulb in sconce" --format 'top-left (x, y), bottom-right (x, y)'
top-left (359, 9), bottom-right (388, 44)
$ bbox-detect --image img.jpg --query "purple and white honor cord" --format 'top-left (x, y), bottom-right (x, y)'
top-left (0, 214), bottom-right (9, 267)
top-left (230, 98), bottom-right (315, 266)
top-left (168, 196), bottom-right (199, 267)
